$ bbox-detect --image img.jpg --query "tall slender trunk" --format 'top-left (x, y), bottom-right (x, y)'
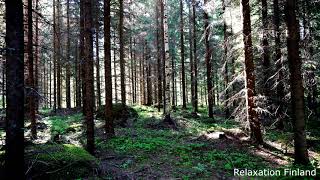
top-left (192, 0), bottom-right (198, 113)
top-left (113, 32), bottom-right (118, 103)
top-left (180, 0), bottom-right (186, 109)
top-left (95, 3), bottom-right (101, 107)
top-left (241, 0), bottom-right (263, 144)
top-left (223, 0), bottom-right (229, 118)
top-left (274, 0), bottom-right (284, 129)
top-left (57, 0), bottom-right (62, 109)
top-left (53, 0), bottom-right (57, 112)
top-left (133, 39), bottom-right (137, 104)
top-left (204, 0), bottom-right (213, 118)
top-left (188, 3), bottom-right (194, 111)
top-left (162, 0), bottom-right (171, 118)
top-left (119, 0), bottom-right (126, 105)
top-left (285, 0), bottom-right (309, 165)
top-left (104, 0), bottom-right (114, 137)
top-left (35, 0), bottom-right (39, 111)
top-left (5, 0), bottom-right (25, 178)
top-left (66, 0), bottom-right (71, 108)
top-left (83, 0), bottom-right (95, 155)
top-left (130, 38), bottom-right (135, 104)
top-left (156, 1), bottom-right (162, 111)
top-left (27, 0), bottom-right (36, 139)
top-left (261, 0), bottom-right (270, 98)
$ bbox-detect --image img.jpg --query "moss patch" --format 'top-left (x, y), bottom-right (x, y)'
top-left (26, 144), bottom-right (97, 179)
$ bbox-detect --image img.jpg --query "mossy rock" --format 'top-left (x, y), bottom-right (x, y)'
top-left (96, 103), bottom-right (138, 127)
top-left (25, 144), bottom-right (98, 180)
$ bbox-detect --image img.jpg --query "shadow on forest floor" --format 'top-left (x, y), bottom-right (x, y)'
top-left (0, 105), bottom-right (319, 179)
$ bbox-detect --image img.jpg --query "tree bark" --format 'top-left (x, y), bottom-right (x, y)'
top-left (241, 0), bottom-right (263, 144)
top-left (156, 1), bottom-right (162, 111)
top-left (162, 0), bottom-right (171, 118)
top-left (261, 0), bottom-right (271, 98)
top-left (273, 0), bottom-right (285, 129)
top-left (204, 0), bottom-right (213, 118)
top-left (27, 0), bottom-right (36, 139)
top-left (119, 0), bottom-right (126, 105)
top-left (104, 0), bottom-right (114, 137)
top-left (192, 0), bottom-right (198, 113)
top-left (66, 0), bottom-right (71, 108)
top-left (83, 0), bottom-right (95, 155)
top-left (95, 2), bottom-right (101, 107)
top-left (180, 0), bottom-right (186, 109)
top-left (5, 0), bottom-right (25, 178)
top-left (285, 0), bottom-right (309, 165)
top-left (57, 0), bottom-right (62, 109)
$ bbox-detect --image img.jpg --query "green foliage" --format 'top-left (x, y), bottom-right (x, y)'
top-left (35, 144), bottom-right (96, 163)
top-left (98, 136), bottom-right (172, 153)
top-left (49, 113), bottom-right (83, 136)
top-left (26, 144), bottom-right (97, 179)
top-left (39, 108), bottom-right (52, 116)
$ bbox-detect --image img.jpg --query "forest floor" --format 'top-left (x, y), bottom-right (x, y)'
top-left (0, 105), bottom-right (319, 179)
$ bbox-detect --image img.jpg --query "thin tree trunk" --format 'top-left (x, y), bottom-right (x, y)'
top-left (95, 4), bottom-right (101, 107)
top-left (119, 0), bottom-right (126, 105)
top-left (156, 1), bottom-right (162, 111)
top-left (162, 0), bottom-right (171, 118)
top-left (261, 0), bottom-right (271, 98)
top-left (66, 0), bottom-right (71, 108)
top-left (35, 0), bottom-right (39, 112)
top-left (274, 0), bottom-right (284, 129)
top-left (57, 0), bottom-right (62, 109)
top-left (188, 2), bottom-right (194, 112)
top-left (83, 0), bottom-right (95, 155)
top-left (180, 0), bottom-right (186, 109)
top-left (285, 0), bottom-right (309, 165)
top-left (104, 0), bottom-right (114, 137)
top-left (27, 0), bottom-right (36, 139)
top-left (204, 0), bottom-right (213, 118)
top-left (192, 0), bottom-right (198, 113)
top-left (53, 0), bottom-right (57, 112)
top-left (241, 0), bottom-right (263, 144)
top-left (223, 0), bottom-right (229, 118)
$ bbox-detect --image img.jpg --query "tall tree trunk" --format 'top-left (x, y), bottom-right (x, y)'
top-left (119, 0), bottom-right (126, 105)
top-left (57, 0), bottom-right (62, 109)
top-left (53, 0), bottom-right (57, 112)
top-left (5, 0), bottom-right (25, 178)
top-left (27, 0), bottom-right (36, 139)
top-left (156, 1), bottom-right (162, 112)
top-left (95, 3), bottom-right (101, 107)
top-left (104, 0), bottom-right (114, 137)
top-left (146, 41), bottom-right (153, 106)
top-left (273, 0), bottom-right (284, 129)
top-left (204, 0), bottom-right (213, 118)
top-left (192, 0), bottom-right (198, 113)
top-left (113, 33), bottom-right (118, 103)
top-left (83, 0), bottom-right (95, 155)
top-left (49, 61), bottom-right (52, 108)
top-left (223, 0), bottom-right (229, 118)
top-left (285, 0), bottom-right (309, 165)
top-left (241, 0), bottom-right (263, 144)
top-left (35, 0), bottom-right (39, 112)
top-left (133, 39), bottom-right (137, 104)
top-left (66, 0), bottom-right (71, 108)
top-left (180, 0), bottom-right (186, 109)
top-left (162, 0), bottom-right (171, 119)
top-left (188, 3), bottom-right (194, 111)
top-left (130, 38), bottom-right (135, 104)
top-left (261, 0), bottom-right (271, 98)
